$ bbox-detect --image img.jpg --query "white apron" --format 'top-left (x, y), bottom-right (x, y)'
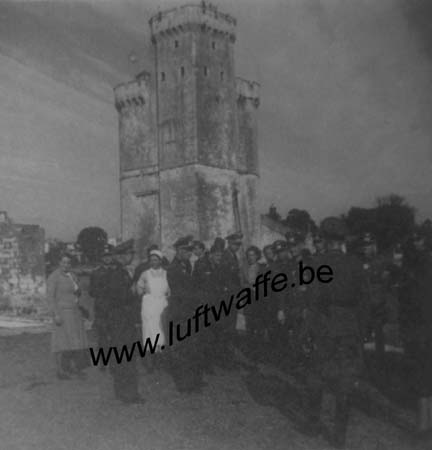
top-left (138, 268), bottom-right (169, 349)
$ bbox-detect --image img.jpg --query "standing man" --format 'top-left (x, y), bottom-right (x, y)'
top-left (88, 246), bottom-right (114, 370)
top-left (399, 235), bottom-right (432, 434)
top-left (360, 233), bottom-right (387, 359)
top-left (191, 240), bottom-right (207, 274)
top-left (193, 243), bottom-right (224, 372)
top-left (219, 232), bottom-right (243, 358)
top-left (105, 239), bottom-right (144, 404)
top-left (166, 236), bottom-right (205, 393)
top-left (303, 217), bottom-right (364, 448)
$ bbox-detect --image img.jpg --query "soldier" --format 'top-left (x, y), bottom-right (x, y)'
top-left (360, 233), bottom-right (387, 359)
top-left (289, 236), bottom-right (318, 371)
top-left (302, 217), bottom-right (364, 448)
top-left (242, 245), bottom-right (267, 340)
top-left (313, 234), bottom-right (326, 256)
top-left (399, 235), bottom-right (432, 434)
top-left (166, 236), bottom-right (205, 393)
top-left (219, 232), bottom-right (243, 356)
top-left (260, 244), bottom-right (278, 343)
top-left (193, 242), bottom-right (224, 372)
top-left (191, 240), bottom-right (208, 276)
top-left (270, 240), bottom-right (291, 358)
top-left (105, 239), bottom-right (144, 404)
top-left (262, 244), bottom-right (275, 266)
top-left (220, 232), bottom-right (243, 293)
top-left (88, 245), bottom-right (115, 371)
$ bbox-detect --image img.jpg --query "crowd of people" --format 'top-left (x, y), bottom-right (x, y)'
top-left (45, 216), bottom-right (432, 449)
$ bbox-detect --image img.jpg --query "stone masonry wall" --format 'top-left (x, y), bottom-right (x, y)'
top-left (0, 214), bottom-right (46, 317)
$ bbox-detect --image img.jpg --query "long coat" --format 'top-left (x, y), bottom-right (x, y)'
top-left (307, 250), bottom-right (365, 392)
top-left (47, 268), bottom-right (88, 353)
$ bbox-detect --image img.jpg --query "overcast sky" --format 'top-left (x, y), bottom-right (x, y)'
top-left (0, 0), bottom-right (431, 240)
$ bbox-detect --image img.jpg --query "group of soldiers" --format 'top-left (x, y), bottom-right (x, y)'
top-left (87, 217), bottom-right (432, 448)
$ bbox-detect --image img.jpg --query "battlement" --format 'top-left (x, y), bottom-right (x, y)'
top-left (114, 73), bottom-right (151, 112)
top-left (149, 3), bottom-right (236, 42)
top-left (236, 78), bottom-right (260, 106)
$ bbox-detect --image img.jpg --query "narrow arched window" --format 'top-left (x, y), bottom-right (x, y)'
top-left (161, 72), bottom-right (165, 82)
top-left (180, 66), bottom-right (185, 77)
top-left (204, 66), bottom-right (208, 77)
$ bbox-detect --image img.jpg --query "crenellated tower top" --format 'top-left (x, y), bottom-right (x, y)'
top-left (114, 72), bottom-right (152, 112)
top-left (149, 2), bottom-right (236, 42)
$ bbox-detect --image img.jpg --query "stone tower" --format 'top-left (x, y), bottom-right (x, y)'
top-left (114, 3), bottom-right (260, 259)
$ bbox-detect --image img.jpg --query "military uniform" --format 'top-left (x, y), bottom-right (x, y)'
top-left (193, 252), bottom-right (224, 370)
top-left (219, 233), bottom-right (243, 338)
top-left (270, 240), bottom-right (293, 358)
top-left (361, 254), bottom-right (387, 358)
top-left (289, 252), bottom-right (318, 371)
top-left (400, 250), bottom-right (432, 414)
top-left (166, 237), bottom-right (204, 392)
top-left (303, 218), bottom-right (365, 448)
top-left (220, 248), bottom-right (242, 293)
top-left (104, 240), bottom-right (142, 403)
top-left (88, 263), bottom-right (112, 356)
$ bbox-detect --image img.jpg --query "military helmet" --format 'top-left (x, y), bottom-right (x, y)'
top-left (320, 217), bottom-right (347, 241)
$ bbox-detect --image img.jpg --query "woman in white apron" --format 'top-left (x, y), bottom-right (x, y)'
top-left (136, 249), bottom-right (170, 372)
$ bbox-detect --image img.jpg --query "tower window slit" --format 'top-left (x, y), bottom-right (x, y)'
top-left (204, 66), bottom-right (208, 77)
top-left (180, 66), bottom-right (185, 77)
top-left (161, 71), bottom-right (166, 82)
top-left (220, 71), bottom-right (224, 81)
top-left (174, 40), bottom-right (179, 48)
top-left (212, 41), bottom-right (216, 50)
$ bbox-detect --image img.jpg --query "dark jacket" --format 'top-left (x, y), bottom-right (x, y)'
top-left (166, 257), bottom-right (198, 323)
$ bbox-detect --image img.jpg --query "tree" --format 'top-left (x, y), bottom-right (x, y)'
top-left (284, 209), bottom-right (317, 234)
top-left (374, 194), bottom-right (415, 251)
top-left (76, 227), bottom-right (108, 263)
top-left (345, 207), bottom-right (377, 236)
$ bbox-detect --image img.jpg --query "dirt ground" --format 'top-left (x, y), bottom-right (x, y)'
top-left (0, 331), bottom-right (430, 450)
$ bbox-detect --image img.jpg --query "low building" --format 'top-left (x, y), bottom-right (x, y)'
top-left (0, 211), bottom-right (46, 316)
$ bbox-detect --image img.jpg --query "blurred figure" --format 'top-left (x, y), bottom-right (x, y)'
top-left (242, 245), bottom-right (266, 339)
top-left (137, 249), bottom-right (170, 373)
top-left (47, 253), bottom-right (89, 380)
top-left (399, 234), bottom-right (432, 434)
top-left (360, 233), bottom-right (387, 358)
top-left (313, 235), bottom-right (326, 256)
top-left (262, 244), bottom-right (275, 266)
top-left (190, 240), bottom-right (208, 271)
top-left (191, 240), bottom-right (207, 274)
top-left (166, 236), bottom-right (205, 393)
top-left (106, 240), bottom-right (144, 404)
top-left (193, 242), bottom-right (225, 372)
top-left (88, 246), bottom-right (114, 371)
top-left (219, 232), bottom-right (244, 361)
top-left (303, 217), bottom-right (364, 448)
